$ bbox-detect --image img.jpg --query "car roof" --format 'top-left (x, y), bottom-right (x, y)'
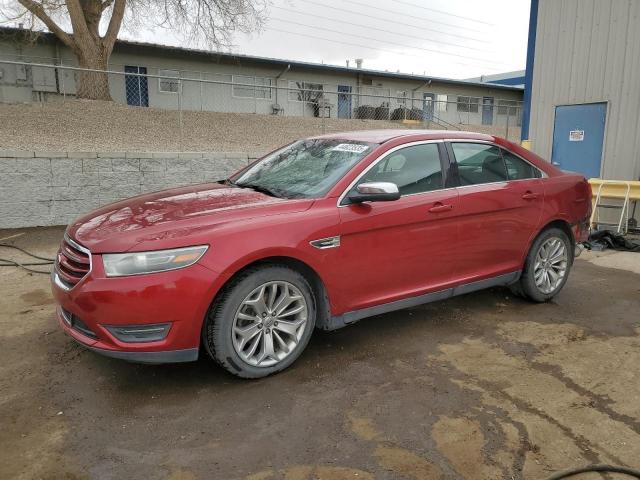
top-left (309, 129), bottom-right (497, 144)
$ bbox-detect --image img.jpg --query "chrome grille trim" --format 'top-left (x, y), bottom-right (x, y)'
top-left (54, 234), bottom-right (92, 291)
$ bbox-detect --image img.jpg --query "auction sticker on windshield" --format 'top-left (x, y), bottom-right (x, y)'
top-left (332, 144), bottom-right (370, 154)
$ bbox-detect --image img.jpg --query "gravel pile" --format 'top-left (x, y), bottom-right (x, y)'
top-left (0, 100), bottom-right (520, 156)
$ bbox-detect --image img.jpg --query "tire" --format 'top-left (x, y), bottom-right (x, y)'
top-left (202, 265), bottom-right (316, 378)
top-left (513, 227), bottom-right (573, 302)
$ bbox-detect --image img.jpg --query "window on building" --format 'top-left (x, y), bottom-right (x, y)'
top-left (497, 99), bottom-right (520, 116)
top-left (456, 96), bottom-right (480, 113)
top-left (288, 81), bottom-right (324, 102)
top-left (158, 69), bottom-right (180, 93)
top-left (232, 75), bottom-right (273, 99)
top-left (435, 94), bottom-right (448, 113)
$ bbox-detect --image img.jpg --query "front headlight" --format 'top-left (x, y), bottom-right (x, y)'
top-left (103, 245), bottom-right (208, 277)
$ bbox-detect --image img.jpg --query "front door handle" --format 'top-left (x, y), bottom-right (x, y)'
top-left (522, 191), bottom-right (540, 200)
top-left (428, 203), bottom-right (453, 213)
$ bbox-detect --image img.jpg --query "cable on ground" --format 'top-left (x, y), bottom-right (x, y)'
top-left (545, 464), bottom-right (640, 480)
top-left (0, 242), bottom-right (55, 274)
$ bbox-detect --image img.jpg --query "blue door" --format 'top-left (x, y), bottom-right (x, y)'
top-left (125, 65), bottom-right (148, 107)
top-left (423, 93), bottom-right (435, 121)
top-left (337, 85), bottom-right (352, 119)
top-left (482, 96), bottom-right (494, 125)
top-left (551, 103), bottom-right (607, 178)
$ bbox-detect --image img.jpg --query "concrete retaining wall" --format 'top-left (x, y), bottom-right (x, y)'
top-left (0, 151), bottom-right (255, 228)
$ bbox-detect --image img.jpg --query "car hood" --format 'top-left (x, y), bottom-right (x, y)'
top-left (67, 183), bottom-right (314, 253)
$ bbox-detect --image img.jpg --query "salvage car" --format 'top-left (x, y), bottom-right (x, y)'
top-left (52, 130), bottom-right (592, 378)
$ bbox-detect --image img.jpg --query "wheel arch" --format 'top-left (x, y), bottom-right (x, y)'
top-left (525, 218), bottom-right (575, 268)
top-left (541, 218), bottom-right (575, 242)
top-left (206, 255), bottom-right (333, 331)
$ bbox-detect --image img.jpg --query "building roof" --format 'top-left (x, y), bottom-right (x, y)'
top-left (466, 70), bottom-right (526, 87)
top-left (0, 26), bottom-right (523, 92)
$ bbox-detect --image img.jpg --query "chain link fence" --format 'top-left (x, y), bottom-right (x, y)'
top-left (0, 59), bottom-right (523, 152)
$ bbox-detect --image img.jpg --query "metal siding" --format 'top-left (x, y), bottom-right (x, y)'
top-left (630, 1), bottom-right (640, 181)
top-left (530, 0), bottom-right (640, 180)
top-left (568, 1), bottom-right (593, 103)
top-left (584, 1), bottom-right (610, 100)
top-left (529, 0), bottom-right (560, 158)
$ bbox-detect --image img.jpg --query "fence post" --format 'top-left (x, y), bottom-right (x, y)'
top-left (403, 92), bottom-right (407, 121)
top-left (61, 64), bottom-right (66, 103)
top-left (200, 71), bottom-right (203, 112)
top-left (505, 109), bottom-right (510, 140)
top-left (178, 78), bottom-right (184, 151)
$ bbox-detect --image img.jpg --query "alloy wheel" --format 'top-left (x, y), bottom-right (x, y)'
top-left (533, 237), bottom-right (568, 294)
top-left (232, 281), bottom-right (308, 367)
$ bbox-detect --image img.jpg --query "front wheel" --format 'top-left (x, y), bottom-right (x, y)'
top-left (512, 227), bottom-right (573, 302)
top-left (203, 265), bottom-right (316, 378)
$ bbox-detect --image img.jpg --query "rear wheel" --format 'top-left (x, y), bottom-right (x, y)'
top-left (512, 227), bottom-right (573, 302)
top-left (203, 265), bottom-right (316, 378)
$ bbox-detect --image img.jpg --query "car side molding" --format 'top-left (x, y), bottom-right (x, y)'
top-left (321, 271), bottom-right (521, 331)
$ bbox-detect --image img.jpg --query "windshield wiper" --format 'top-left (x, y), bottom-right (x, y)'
top-left (235, 182), bottom-right (284, 198)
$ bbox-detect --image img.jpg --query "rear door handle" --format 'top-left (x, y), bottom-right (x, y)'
top-left (522, 192), bottom-right (540, 200)
top-left (428, 203), bottom-right (453, 213)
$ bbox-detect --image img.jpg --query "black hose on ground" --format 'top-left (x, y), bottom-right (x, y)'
top-left (0, 258), bottom-right (53, 274)
top-left (545, 464), bottom-right (640, 479)
top-left (0, 243), bottom-right (55, 262)
top-left (0, 243), bottom-right (55, 274)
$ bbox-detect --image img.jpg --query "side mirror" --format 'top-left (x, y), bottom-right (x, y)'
top-left (348, 182), bottom-right (400, 204)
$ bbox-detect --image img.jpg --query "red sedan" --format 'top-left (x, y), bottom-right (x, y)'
top-left (52, 130), bottom-right (592, 378)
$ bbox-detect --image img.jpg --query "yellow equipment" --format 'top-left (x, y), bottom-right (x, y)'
top-left (589, 179), bottom-right (640, 234)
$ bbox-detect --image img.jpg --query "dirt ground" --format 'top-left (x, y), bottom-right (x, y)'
top-left (1, 227), bottom-right (639, 480)
top-left (0, 101), bottom-right (521, 155)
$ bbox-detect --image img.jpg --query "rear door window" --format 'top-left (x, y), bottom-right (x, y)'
top-left (451, 143), bottom-right (507, 185)
top-left (501, 149), bottom-right (541, 180)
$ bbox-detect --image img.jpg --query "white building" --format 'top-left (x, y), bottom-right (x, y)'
top-left (0, 27), bottom-right (523, 129)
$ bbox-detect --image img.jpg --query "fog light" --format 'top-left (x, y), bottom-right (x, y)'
top-left (104, 323), bottom-right (172, 343)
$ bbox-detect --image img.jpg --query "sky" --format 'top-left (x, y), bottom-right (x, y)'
top-left (123, 0), bottom-right (531, 80)
top-left (3, 0), bottom-right (531, 80)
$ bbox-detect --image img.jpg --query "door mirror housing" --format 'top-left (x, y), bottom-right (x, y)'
top-left (348, 182), bottom-right (400, 204)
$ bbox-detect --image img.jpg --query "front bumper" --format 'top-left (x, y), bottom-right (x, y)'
top-left (58, 311), bottom-right (198, 364)
top-left (52, 254), bottom-right (228, 364)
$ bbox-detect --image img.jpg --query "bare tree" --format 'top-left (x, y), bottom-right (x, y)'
top-left (1, 0), bottom-right (267, 100)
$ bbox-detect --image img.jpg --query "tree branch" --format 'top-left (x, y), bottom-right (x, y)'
top-left (17, 0), bottom-right (76, 51)
top-left (64, 0), bottom-right (92, 45)
top-left (101, 0), bottom-right (114, 12)
top-left (103, 0), bottom-right (125, 55)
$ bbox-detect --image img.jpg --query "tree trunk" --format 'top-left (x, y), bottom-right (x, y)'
top-left (17, 0), bottom-right (126, 101)
top-left (76, 51), bottom-right (112, 101)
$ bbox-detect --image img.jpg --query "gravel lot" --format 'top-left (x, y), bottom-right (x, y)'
top-left (0, 101), bottom-right (520, 155)
top-left (1, 227), bottom-right (637, 480)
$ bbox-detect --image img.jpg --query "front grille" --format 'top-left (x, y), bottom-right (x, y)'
top-left (61, 308), bottom-right (97, 339)
top-left (55, 235), bottom-right (91, 289)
